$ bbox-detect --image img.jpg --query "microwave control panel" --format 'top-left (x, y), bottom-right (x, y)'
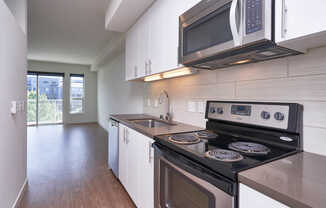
top-left (246, 0), bottom-right (263, 34)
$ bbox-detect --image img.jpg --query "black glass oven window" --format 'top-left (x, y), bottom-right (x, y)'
top-left (160, 160), bottom-right (215, 208)
top-left (183, 3), bottom-right (233, 56)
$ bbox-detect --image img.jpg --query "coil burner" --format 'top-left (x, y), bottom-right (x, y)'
top-left (205, 149), bottom-right (244, 162)
top-left (228, 142), bottom-right (271, 155)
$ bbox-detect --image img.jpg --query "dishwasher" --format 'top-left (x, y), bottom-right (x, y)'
top-left (108, 119), bottom-right (119, 178)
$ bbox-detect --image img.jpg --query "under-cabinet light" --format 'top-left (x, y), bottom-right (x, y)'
top-left (144, 74), bottom-right (162, 82)
top-left (231, 59), bottom-right (251, 65)
top-left (143, 68), bottom-right (197, 82)
top-left (162, 68), bottom-right (195, 79)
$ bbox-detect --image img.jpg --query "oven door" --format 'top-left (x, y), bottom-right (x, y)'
top-left (180, 0), bottom-right (243, 65)
top-left (154, 143), bottom-right (236, 208)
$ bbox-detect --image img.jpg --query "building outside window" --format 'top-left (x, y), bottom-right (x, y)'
top-left (70, 74), bottom-right (84, 114)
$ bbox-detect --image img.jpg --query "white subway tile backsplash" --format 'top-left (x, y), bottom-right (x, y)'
top-left (236, 75), bottom-right (326, 101)
top-left (302, 101), bottom-right (326, 128)
top-left (216, 58), bottom-right (288, 83)
top-left (144, 46), bottom-right (326, 156)
top-left (289, 47), bottom-right (326, 76)
top-left (304, 126), bottom-right (326, 156)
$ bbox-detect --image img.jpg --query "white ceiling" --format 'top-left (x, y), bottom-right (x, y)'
top-left (28, 0), bottom-right (121, 65)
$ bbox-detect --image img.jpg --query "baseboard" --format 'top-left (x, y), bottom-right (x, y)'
top-left (12, 178), bottom-right (28, 208)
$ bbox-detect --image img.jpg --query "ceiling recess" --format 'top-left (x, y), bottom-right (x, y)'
top-left (105, 0), bottom-right (155, 32)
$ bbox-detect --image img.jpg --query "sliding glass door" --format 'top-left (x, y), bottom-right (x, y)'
top-left (27, 72), bottom-right (64, 125)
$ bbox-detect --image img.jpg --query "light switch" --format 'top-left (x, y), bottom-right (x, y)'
top-left (154, 99), bottom-right (159, 108)
top-left (188, 101), bottom-right (197, 112)
top-left (10, 101), bottom-right (17, 115)
top-left (197, 101), bottom-right (205, 113)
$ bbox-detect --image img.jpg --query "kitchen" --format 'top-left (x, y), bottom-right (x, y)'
top-left (1, 0), bottom-right (326, 208)
top-left (105, 0), bottom-right (326, 208)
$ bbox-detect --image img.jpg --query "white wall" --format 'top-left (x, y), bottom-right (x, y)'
top-left (28, 60), bottom-right (98, 124)
top-left (97, 52), bottom-right (144, 130)
top-left (144, 46), bottom-right (326, 157)
top-left (4, 0), bottom-right (27, 34)
top-left (0, 1), bottom-right (27, 207)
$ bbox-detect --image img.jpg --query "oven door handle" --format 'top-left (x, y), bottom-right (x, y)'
top-left (230, 0), bottom-right (241, 46)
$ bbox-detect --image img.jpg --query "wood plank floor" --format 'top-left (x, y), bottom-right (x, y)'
top-left (20, 124), bottom-right (136, 208)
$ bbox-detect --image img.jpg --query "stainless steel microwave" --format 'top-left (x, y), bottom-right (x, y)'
top-left (179, 0), bottom-right (301, 70)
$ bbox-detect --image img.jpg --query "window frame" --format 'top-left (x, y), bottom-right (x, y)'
top-left (69, 74), bottom-right (85, 114)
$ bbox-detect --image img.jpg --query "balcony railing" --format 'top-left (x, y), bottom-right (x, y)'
top-left (27, 99), bottom-right (63, 125)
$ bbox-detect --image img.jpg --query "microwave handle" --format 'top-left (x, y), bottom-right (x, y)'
top-left (230, 0), bottom-right (241, 46)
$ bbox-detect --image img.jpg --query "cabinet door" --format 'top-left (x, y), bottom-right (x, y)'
top-left (163, 0), bottom-right (187, 71)
top-left (118, 124), bottom-right (128, 187)
top-left (139, 136), bottom-right (155, 208)
top-left (275, 0), bottom-right (326, 48)
top-left (239, 184), bottom-right (290, 208)
top-left (126, 128), bottom-right (141, 206)
top-left (148, 0), bottom-right (166, 75)
top-left (136, 13), bottom-right (150, 78)
top-left (125, 24), bottom-right (138, 80)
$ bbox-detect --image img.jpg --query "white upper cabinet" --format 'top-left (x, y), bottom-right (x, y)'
top-left (125, 0), bottom-right (201, 80)
top-left (239, 184), bottom-right (290, 208)
top-left (147, 0), bottom-right (166, 75)
top-left (137, 11), bottom-right (150, 77)
top-left (163, 0), bottom-right (187, 71)
top-left (275, 0), bottom-right (326, 52)
top-left (125, 24), bottom-right (138, 81)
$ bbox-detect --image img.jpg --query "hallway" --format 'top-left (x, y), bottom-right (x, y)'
top-left (21, 124), bottom-right (135, 208)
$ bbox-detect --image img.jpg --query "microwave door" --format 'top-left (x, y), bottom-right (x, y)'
top-left (242, 0), bottom-right (272, 45)
top-left (180, 0), bottom-right (241, 65)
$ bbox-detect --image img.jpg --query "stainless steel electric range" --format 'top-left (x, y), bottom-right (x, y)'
top-left (153, 101), bottom-right (303, 208)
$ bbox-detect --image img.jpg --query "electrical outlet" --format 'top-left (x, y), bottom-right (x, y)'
top-left (187, 101), bottom-right (197, 112)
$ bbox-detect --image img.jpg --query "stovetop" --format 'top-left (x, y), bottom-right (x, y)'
top-left (154, 130), bottom-right (300, 181)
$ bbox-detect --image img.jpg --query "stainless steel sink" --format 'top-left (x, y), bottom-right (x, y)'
top-left (130, 119), bottom-right (176, 128)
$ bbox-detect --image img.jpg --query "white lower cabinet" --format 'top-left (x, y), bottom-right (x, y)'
top-left (118, 125), bottom-right (154, 208)
top-left (239, 184), bottom-right (290, 208)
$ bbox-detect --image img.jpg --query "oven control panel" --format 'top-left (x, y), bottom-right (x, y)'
top-left (207, 102), bottom-right (289, 129)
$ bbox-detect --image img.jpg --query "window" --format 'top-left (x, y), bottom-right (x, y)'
top-left (70, 74), bottom-right (84, 114)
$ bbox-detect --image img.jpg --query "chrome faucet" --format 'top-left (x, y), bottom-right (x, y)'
top-left (159, 90), bottom-right (171, 121)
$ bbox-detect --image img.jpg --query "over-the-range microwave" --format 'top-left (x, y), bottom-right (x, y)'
top-left (179, 0), bottom-right (302, 70)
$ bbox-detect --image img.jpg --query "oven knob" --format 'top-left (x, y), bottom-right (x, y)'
top-left (209, 107), bottom-right (216, 114)
top-left (216, 107), bottom-right (224, 114)
top-left (274, 112), bottom-right (285, 121)
top-left (261, 111), bottom-right (270, 120)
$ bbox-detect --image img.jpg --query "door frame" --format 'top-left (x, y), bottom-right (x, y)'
top-left (27, 71), bottom-right (65, 126)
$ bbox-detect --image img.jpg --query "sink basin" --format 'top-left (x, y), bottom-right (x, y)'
top-left (131, 119), bottom-right (176, 128)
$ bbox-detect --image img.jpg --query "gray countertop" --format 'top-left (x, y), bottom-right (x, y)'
top-left (239, 152), bottom-right (326, 208)
top-left (109, 114), bottom-right (204, 138)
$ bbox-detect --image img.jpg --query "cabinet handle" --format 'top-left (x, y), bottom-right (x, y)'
top-left (134, 66), bottom-right (138, 78)
top-left (148, 59), bottom-right (152, 74)
top-left (123, 128), bottom-right (126, 143)
top-left (145, 61), bottom-right (148, 75)
top-left (281, 0), bottom-right (288, 38)
top-left (148, 141), bottom-right (153, 164)
top-left (126, 129), bottom-right (129, 144)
